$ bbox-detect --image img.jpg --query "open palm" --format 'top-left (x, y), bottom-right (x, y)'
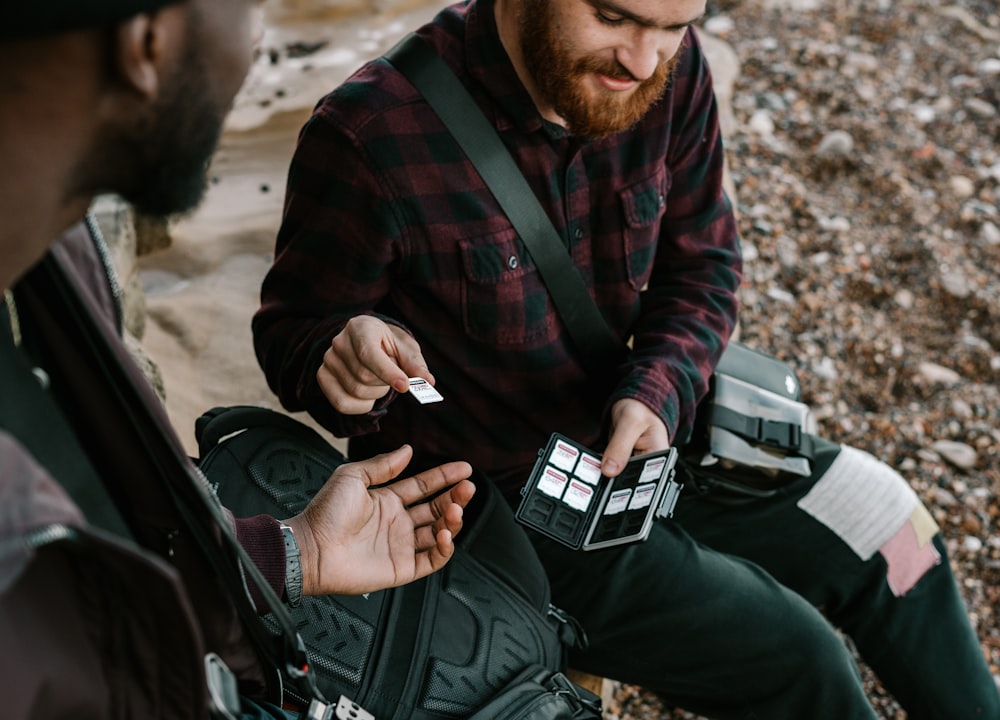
top-left (285, 445), bottom-right (474, 596)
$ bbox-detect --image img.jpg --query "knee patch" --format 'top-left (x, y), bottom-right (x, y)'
top-left (796, 445), bottom-right (940, 596)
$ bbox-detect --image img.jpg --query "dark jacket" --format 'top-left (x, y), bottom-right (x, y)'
top-left (0, 221), bottom-right (276, 719)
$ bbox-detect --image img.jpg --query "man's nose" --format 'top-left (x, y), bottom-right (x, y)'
top-left (616, 28), bottom-right (682, 81)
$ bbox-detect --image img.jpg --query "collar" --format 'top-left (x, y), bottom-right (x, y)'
top-left (464, 0), bottom-right (570, 140)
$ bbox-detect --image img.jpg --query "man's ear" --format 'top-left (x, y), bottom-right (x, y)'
top-left (113, 10), bottom-right (183, 100)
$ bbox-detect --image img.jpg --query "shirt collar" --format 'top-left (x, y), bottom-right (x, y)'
top-left (465, 0), bottom-right (569, 138)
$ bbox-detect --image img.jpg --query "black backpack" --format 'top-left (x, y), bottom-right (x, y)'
top-left (196, 405), bottom-right (595, 720)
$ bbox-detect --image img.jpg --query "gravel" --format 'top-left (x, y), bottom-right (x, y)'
top-left (611, 0), bottom-right (1000, 717)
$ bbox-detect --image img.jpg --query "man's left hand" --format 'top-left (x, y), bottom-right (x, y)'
top-left (601, 399), bottom-right (670, 477)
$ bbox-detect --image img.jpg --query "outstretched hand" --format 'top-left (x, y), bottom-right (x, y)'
top-left (284, 445), bottom-right (475, 596)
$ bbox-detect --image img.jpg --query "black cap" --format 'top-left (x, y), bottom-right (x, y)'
top-left (1, 0), bottom-right (183, 40)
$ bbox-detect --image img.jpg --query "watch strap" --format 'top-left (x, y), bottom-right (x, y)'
top-left (280, 523), bottom-right (303, 607)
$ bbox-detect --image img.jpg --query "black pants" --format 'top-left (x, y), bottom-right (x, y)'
top-left (524, 438), bottom-right (999, 719)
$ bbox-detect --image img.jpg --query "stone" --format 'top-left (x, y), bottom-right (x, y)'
top-left (964, 97), bottom-right (997, 118)
top-left (930, 440), bottom-right (978, 471)
top-left (816, 130), bottom-right (854, 158)
top-left (917, 362), bottom-right (961, 385)
top-left (981, 221), bottom-right (1000, 245)
top-left (948, 175), bottom-right (975, 199)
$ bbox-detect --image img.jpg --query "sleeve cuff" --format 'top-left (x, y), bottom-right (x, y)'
top-left (233, 514), bottom-right (286, 614)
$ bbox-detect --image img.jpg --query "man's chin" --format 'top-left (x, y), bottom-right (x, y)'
top-left (563, 102), bottom-right (646, 140)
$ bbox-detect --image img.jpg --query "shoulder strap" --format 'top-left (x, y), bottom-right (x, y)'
top-left (0, 303), bottom-right (133, 538)
top-left (383, 33), bottom-right (626, 374)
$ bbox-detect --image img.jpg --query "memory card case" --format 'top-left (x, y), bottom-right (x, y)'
top-left (515, 433), bottom-right (682, 551)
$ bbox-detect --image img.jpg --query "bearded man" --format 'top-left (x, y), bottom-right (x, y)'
top-left (253, 0), bottom-right (1000, 717)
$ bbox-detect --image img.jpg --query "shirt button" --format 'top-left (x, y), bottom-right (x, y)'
top-left (574, 228), bottom-right (584, 240)
top-left (508, 255), bottom-right (518, 269)
top-left (658, 194), bottom-right (665, 207)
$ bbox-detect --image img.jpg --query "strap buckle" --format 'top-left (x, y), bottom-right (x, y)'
top-left (750, 417), bottom-right (802, 452)
top-left (303, 696), bottom-right (376, 720)
top-left (204, 653), bottom-right (241, 720)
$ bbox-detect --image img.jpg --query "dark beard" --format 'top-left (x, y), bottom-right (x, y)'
top-left (518, 0), bottom-right (679, 139)
top-left (119, 39), bottom-right (226, 217)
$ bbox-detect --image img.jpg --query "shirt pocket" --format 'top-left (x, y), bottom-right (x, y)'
top-left (620, 167), bottom-right (670, 291)
top-left (460, 228), bottom-right (551, 347)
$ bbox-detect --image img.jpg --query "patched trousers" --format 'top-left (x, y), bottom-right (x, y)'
top-left (522, 437), bottom-right (999, 719)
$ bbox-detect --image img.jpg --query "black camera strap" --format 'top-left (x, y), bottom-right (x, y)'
top-left (384, 33), bottom-right (627, 375)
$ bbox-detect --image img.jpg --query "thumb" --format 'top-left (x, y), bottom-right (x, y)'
top-left (602, 425), bottom-right (640, 478)
top-left (398, 352), bottom-right (435, 387)
top-left (358, 444), bottom-right (414, 488)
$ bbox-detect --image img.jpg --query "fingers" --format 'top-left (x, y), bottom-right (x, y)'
top-left (408, 480), bottom-right (474, 541)
top-left (317, 317), bottom-right (427, 413)
top-left (346, 444), bottom-right (414, 488)
top-left (391, 328), bottom-right (435, 388)
top-left (317, 351), bottom-right (388, 414)
top-left (602, 426), bottom-right (639, 478)
top-left (332, 449), bottom-right (474, 513)
top-left (390, 461), bottom-right (474, 507)
top-left (410, 528), bottom-right (455, 581)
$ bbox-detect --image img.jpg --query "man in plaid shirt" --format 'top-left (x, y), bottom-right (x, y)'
top-left (254, 0), bottom-right (999, 717)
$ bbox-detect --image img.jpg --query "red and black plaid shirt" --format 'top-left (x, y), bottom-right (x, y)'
top-left (254, 0), bottom-right (742, 488)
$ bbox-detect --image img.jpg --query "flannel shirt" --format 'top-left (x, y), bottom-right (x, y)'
top-left (253, 0), bottom-right (742, 487)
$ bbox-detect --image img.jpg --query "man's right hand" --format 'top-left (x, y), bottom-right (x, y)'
top-left (317, 316), bottom-right (433, 414)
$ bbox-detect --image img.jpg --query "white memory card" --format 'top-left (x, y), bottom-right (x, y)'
top-left (407, 377), bottom-right (444, 404)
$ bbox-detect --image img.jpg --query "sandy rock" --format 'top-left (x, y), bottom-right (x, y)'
top-left (948, 175), bottom-right (976, 199)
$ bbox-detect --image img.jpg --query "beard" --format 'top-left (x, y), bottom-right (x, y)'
top-left (518, 0), bottom-right (679, 140)
top-left (115, 36), bottom-right (227, 218)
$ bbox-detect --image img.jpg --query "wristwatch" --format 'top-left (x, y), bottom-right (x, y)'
top-left (279, 523), bottom-right (303, 607)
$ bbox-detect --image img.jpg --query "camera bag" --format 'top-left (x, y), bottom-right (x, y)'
top-left (196, 405), bottom-right (598, 720)
top-left (680, 342), bottom-right (820, 496)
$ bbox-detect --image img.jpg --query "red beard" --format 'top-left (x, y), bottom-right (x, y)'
top-left (518, 0), bottom-right (680, 139)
